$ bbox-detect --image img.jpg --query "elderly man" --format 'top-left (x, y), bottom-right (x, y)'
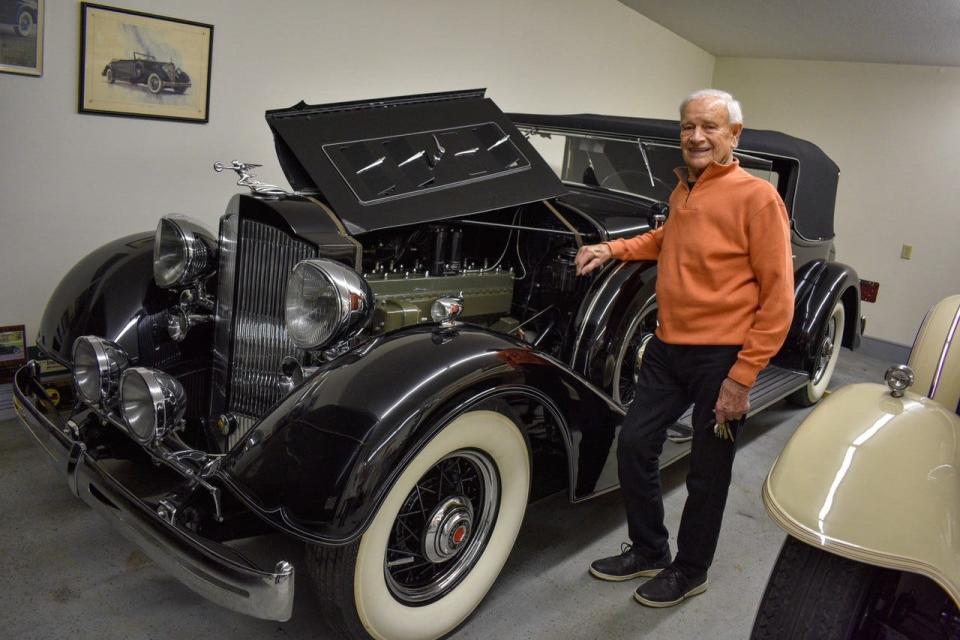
top-left (576, 89), bottom-right (794, 607)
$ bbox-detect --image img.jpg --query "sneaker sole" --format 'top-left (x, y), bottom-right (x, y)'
top-left (589, 566), bottom-right (665, 582)
top-left (634, 579), bottom-right (709, 607)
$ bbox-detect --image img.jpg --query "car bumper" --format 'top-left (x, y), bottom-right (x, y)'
top-left (12, 361), bottom-right (295, 622)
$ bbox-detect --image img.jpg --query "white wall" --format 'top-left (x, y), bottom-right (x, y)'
top-left (0, 0), bottom-right (713, 340)
top-left (714, 57), bottom-right (960, 346)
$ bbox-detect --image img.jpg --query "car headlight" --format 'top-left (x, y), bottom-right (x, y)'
top-left (284, 259), bottom-right (372, 349)
top-left (154, 215), bottom-right (217, 288)
top-left (119, 367), bottom-right (186, 444)
top-left (72, 336), bottom-right (129, 406)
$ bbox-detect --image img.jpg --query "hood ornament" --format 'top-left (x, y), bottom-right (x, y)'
top-left (214, 160), bottom-right (290, 198)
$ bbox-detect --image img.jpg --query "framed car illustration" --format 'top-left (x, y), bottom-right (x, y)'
top-left (14, 90), bottom-right (863, 639)
top-left (78, 3), bottom-right (212, 123)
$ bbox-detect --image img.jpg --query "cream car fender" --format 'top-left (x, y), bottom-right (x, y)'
top-left (763, 382), bottom-right (960, 607)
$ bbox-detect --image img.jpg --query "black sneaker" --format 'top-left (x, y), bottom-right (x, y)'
top-left (634, 565), bottom-right (708, 607)
top-left (589, 543), bottom-right (671, 581)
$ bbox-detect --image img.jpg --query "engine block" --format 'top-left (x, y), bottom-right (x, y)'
top-left (366, 270), bottom-right (514, 333)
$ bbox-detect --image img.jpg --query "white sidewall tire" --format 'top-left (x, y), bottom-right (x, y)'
top-left (803, 301), bottom-right (845, 404)
top-left (354, 410), bottom-right (530, 640)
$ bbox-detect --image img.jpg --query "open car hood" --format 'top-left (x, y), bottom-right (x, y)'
top-left (266, 89), bottom-right (567, 234)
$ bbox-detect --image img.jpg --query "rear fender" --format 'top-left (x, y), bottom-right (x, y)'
top-left (774, 260), bottom-right (861, 372)
top-left (763, 383), bottom-right (960, 606)
top-left (217, 325), bottom-right (625, 544)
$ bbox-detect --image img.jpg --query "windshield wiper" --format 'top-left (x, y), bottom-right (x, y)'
top-left (638, 141), bottom-right (655, 189)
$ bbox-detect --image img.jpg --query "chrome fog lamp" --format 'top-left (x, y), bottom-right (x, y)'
top-left (884, 364), bottom-right (915, 398)
top-left (284, 259), bottom-right (372, 349)
top-left (119, 367), bottom-right (186, 444)
top-left (154, 215), bottom-right (217, 288)
top-left (72, 336), bottom-right (129, 406)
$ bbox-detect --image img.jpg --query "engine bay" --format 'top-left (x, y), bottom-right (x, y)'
top-left (356, 203), bottom-right (593, 357)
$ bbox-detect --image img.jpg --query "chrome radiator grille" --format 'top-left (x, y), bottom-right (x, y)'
top-left (212, 215), bottom-right (316, 437)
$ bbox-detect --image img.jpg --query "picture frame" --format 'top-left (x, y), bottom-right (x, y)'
top-left (0, 324), bottom-right (28, 375)
top-left (78, 2), bottom-right (213, 123)
top-left (0, 0), bottom-right (44, 76)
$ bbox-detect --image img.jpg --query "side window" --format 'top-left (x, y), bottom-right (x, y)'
top-left (743, 167), bottom-right (780, 189)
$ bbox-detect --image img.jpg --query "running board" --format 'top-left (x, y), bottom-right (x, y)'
top-left (659, 365), bottom-right (809, 467)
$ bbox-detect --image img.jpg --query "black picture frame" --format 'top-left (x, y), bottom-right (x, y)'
top-left (78, 2), bottom-right (213, 123)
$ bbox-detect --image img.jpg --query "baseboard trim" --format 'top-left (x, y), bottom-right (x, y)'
top-left (859, 335), bottom-right (910, 364)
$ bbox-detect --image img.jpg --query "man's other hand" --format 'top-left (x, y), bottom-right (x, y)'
top-left (575, 243), bottom-right (613, 276)
top-left (714, 377), bottom-right (750, 424)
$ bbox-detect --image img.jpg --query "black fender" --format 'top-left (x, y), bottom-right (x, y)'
top-left (773, 260), bottom-right (861, 373)
top-left (38, 233), bottom-right (169, 363)
top-left (36, 233), bottom-right (212, 378)
top-left (568, 260), bottom-right (658, 390)
top-left (217, 325), bottom-right (626, 544)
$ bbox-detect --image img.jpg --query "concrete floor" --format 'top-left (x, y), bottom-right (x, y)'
top-left (0, 349), bottom-right (891, 640)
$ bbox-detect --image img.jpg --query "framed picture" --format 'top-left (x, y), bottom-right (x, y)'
top-left (0, 0), bottom-right (44, 76)
top-left (78, 2), bottom-right (213, 123)
top-left (0, 324), bottom-right (27, 369)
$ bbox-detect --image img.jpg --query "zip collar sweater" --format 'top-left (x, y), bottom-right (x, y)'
top-left (605, 159), bottom-right (794, 387)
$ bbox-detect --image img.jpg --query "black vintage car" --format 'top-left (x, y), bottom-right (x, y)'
top-left (102, 51), bottom-right (191, 95)
top-left (0, 0), bottom-right (37, 36)
top-left (14, 90), bottom-right (861, 640)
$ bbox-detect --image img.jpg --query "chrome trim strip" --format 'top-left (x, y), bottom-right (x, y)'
top-left (12, 363), bottom-right (295, 621)
top-left (929, 303), bottom-right (960, 399)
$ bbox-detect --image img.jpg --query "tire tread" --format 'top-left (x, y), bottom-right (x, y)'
top-left (751, 537), bottom-right (878, 640)
top-left (307, 542), bottom-right (371, 640)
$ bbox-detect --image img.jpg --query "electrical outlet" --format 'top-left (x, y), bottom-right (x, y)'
top-left (901, 244), bottom-right (913, 260)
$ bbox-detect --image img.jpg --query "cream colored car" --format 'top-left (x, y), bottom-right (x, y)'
top-left (752, 295), bottom-right (960, 639)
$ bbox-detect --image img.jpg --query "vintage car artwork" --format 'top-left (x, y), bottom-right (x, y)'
top-left (14, 90), bottom-right (862, 640)
top-left (0, 0), bottom-right (37, 37)
top-left (752, 294), bottom-right (960, 640)
top-left (102, 51), bottom-right (191, 94)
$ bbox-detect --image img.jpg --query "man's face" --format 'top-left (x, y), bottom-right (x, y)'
top-left (680, 97), bottom-right (743, 179)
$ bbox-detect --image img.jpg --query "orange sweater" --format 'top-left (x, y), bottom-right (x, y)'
top-left (606, 160), bottom-right (794, 387)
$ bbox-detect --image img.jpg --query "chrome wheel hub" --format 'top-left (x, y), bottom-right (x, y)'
top-left (384, 449), bottom-right (500, 604)
top-left (423, 497), bottom-right (474, 563)
top-left (813, 317), bottom-right (837, 384)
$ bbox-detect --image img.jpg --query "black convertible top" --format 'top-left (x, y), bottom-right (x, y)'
top-left (509, 113), bottom-right (840, 241)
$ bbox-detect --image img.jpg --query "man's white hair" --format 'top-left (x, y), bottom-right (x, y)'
top-left (680, 89), bottom-right (743, 125)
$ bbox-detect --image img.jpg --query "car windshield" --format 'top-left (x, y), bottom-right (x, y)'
top-left (519, 127), bottom-right (777, 202)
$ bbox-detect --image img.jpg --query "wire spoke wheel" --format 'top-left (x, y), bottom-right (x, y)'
top-left (307, 408), bottom-right (530, 640)
top-left (385, 450), bottom-right (499, 604)
top-left (790, 300), bottom-right (845, 406)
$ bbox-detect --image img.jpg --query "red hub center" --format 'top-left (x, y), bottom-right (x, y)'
top-left (452, 525), bottom-right (467, 545)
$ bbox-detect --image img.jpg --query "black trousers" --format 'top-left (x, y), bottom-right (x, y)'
top-left (617, 336), bottom-right (743, 577)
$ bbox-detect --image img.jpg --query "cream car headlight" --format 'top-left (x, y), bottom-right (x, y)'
top-left (154, 215), bottom-right (217, 288)
top-left (119, 367), bottom-right (186, 444)
top-left (72, 336), bottom-right (129, 407)
top-left (284, 259), bottom-right (372, 349)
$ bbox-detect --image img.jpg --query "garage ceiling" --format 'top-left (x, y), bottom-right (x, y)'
top-left (619, 0), bottom-right (960, 67)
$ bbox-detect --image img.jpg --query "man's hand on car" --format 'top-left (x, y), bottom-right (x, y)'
top-left (575, 243), bottom-right (613, 276)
